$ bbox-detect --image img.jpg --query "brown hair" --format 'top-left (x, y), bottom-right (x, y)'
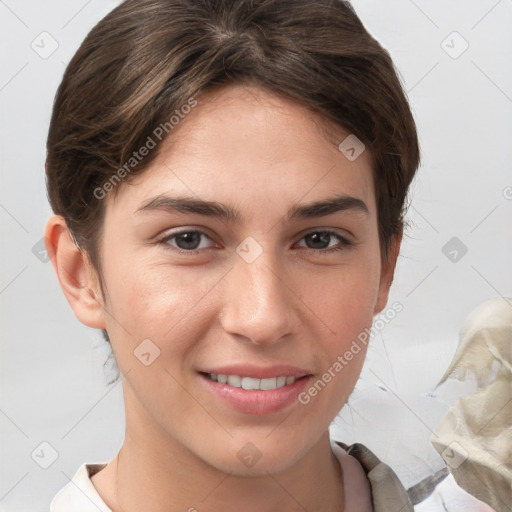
top-left (46, 0), bottom-right (420, 370)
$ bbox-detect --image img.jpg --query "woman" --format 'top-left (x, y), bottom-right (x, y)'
top-left (45, 0), bottom-right (422, 509)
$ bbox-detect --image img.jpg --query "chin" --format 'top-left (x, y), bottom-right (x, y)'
top-left (196, 436), bottom-right (310, 477)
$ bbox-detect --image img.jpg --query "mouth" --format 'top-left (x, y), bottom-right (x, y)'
top-left (197, 367), bottom-right (313, 415)
top-left (203, 373), bottom-right (299, 390)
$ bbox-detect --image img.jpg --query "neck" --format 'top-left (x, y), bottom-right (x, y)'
top-left (94, 389), bottom-right (344, 512)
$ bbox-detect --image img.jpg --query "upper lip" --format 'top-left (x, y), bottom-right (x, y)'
top-left (199, 364), bottom-right (312, 379)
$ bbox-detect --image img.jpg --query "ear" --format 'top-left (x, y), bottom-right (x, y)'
top-left (374, 230), bottom-right (402, 315)
top-left (44, 215), bottom-right (106, 329)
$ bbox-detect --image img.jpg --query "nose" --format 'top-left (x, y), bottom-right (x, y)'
top-left (219, 248), bottom-right (294, 346)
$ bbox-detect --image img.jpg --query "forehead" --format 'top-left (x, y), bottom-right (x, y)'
top-left (109, 83), bottom-right (375, 216)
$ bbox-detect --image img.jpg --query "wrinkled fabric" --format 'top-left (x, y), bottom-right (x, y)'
top-left (431, 297), bottom-right (512, 512)
top-left (337, 442), bottom-right (414, 511)
top-left (414, 473), bottom-right (496, 512)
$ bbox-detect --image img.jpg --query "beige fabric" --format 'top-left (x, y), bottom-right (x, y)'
top-left (331, 441), bottom-right (375, 511)
top-left (336, 441), bottom-right (414, 512)
top-left (431, 297), bottom-right (512, 512)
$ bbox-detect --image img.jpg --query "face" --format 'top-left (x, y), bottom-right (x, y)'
top-left (90, 83), bottom-right (396, 475)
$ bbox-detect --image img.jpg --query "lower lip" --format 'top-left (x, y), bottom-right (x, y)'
top-left (199, 373), bottom-right (312, 415)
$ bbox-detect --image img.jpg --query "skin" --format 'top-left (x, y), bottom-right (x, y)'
top-left (46, 82), bottom-right (401, 511)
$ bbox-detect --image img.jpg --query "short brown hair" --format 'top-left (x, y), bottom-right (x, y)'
top-left (46, 0), bottom-right (420, 358)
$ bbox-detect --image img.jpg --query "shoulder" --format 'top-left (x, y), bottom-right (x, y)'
top-left (332, 440), bottom-right (414, 512)
top-left (331, 441), bottom-right (374, 512)
top-left (50, 463), bottom-right (110, 512)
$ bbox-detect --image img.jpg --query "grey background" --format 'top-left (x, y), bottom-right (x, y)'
top-left (1, 0), bottom-right (511, 510)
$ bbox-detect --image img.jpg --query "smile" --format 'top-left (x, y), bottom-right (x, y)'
top-left (207, 373), bottom-right (296, 390)
top-left (199, 370), bottom-right (312, 415)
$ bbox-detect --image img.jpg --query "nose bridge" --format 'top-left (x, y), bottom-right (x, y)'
top-left (220, 245), bottom-right (293, 345)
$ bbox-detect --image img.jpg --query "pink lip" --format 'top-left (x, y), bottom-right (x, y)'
top-left (198, 367), bottom-right (313, 415)
top-left (199, 364), bottom-right (311, 379)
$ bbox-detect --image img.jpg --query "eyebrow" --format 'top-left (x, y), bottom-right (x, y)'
top-left (135, 193), bottom-right (369, 222)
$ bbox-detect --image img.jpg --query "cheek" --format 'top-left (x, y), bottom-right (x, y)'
top-left (297, 265), bottom-right (377, 419)
top-left (304, 257), bottom-right (381, 336)
top-left (100, 257), bottom-right (222, 356)
top-left (299, 250), bottom-right (381, 405)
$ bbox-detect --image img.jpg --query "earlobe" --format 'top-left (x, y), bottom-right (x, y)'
top-left (374, 231), bottom-right (402, 315)
top-left (44, 215), bottom-right (106, 329)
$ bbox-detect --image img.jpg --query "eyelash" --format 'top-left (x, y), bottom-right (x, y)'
top-left (157, 229), bottom-right (352, 256)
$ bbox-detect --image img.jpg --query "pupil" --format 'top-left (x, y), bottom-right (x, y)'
top-left (177, 232), bottom-right (201, 250)
top-left (306, 232), bottom-right (329, 249)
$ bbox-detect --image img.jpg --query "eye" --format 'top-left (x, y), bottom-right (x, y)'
top-left (296, 230), bottom-right (352, 255)
top-left (159, 229), bottom-right (214, 254)
top-left (158, 228), bottom-right (352, 256)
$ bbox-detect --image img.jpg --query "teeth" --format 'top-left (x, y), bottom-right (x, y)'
top-left (227, 375), bottom-right (241, 387)
top-left (208, 373), bottom-right (297, 390)
top-left (259, 377), bottom-right (277, 390)
top-left (242, 377), bottom-right (261, 390)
